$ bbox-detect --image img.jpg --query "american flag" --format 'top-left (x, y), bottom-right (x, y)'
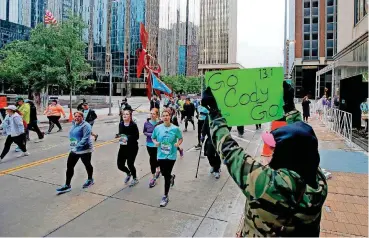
top-left (44, 10), bottom-right (57, 25)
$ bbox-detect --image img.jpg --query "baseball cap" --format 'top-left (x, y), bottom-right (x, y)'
top-left (16, 97), bottom-right (24, 101)
top-left (261, 131), bottom-right (276, 148)
top-left (4, 105), bottom-right (17, 111)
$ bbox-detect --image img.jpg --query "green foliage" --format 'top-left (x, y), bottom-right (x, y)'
top-left (0, 14), bottom-right (93, 95)
top-left (161, 75), bottom-right (202, 94)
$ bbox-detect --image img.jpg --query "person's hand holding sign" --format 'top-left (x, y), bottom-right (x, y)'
top-left (201, 86), bottom-right (221, 118)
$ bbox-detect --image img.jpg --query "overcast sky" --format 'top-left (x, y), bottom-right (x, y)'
top-left (237, 0), bottom-right (285, 68)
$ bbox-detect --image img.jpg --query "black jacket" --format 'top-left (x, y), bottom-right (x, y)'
top-left (29, 103), bottom-right (38, 122)
top-left (82, 109), bottom-right (97, 123)
top-left (118, 121), bottom-right (139, 147)
top-left (150, 100), bottom-right (160, 110)
top-left (183, 103), bottom-right (195, 117)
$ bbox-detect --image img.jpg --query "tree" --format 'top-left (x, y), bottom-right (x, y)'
top-left (161, 75), bottom-right (202, 94)
top-left (0, 15), bottom-right (93, 110)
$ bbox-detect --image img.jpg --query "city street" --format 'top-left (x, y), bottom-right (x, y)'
top-left (0, 107), bottom-right (264, 237)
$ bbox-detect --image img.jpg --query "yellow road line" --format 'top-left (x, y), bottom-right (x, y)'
top-left (0, 138), bottom-right (119, 176)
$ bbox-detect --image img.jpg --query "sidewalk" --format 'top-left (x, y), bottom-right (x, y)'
top-left (308, 117), bottom-right (368, 237)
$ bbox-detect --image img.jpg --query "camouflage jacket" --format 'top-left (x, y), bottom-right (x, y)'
top-left (209, 110), bottom-right (328, 237)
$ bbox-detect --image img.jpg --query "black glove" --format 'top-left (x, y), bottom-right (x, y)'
top-left (283, 81), bottom-right (296, 114)
top-left (202, 87), bottom-right (221, 117)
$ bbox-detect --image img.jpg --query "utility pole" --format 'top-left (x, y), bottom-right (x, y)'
top-left (184, 0), bottom-right (189, 76)
top-left (283, 0), bottom-right (288, 79)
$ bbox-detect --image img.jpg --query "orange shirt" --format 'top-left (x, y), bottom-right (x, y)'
top-left (44, 104), bottom-right (66, 117)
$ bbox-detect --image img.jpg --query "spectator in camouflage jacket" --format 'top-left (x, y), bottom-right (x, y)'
top-left (201, 82), bottom-right (328, 237)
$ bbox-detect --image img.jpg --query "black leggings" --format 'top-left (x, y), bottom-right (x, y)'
top-left (47, 116), bottom-right (62, 132)
top-left (205, 138), bottom-right (221, 172)
top-left (117, 145), bottom-right (138, 178)
top-left (197, 120), bottom-right (205, 144)
top-left (159, 159), bottom-right (176, 196)
top-left (185, 116), bottom-right (194, 129)
top-left (147, 146), bottom-right (158, 175)
top-left (0, 134), bottom-right (27, 159)
top-left (65, 152), bottom-right (93, 186)
top-left (28, 120), bottom-right (44, 139)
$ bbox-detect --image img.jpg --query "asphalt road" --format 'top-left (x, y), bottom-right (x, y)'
top-left (0, 111), bottom-right (264, 236)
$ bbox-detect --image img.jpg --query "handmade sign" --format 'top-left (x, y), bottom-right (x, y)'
top-left (205, 67), bottom-right (284, 126)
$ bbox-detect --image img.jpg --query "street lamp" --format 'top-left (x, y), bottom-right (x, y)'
top-left (107, 53), bottom-right (113, 116)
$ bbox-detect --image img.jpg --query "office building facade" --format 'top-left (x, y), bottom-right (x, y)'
top-left (198, 0), bottom-right (239, 75)
top-left (289, 0), bottom-right (338, 98)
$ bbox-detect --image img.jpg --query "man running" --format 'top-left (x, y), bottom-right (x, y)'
top-left (25, 100), bottom-right (44, 142)
top-left (82, 103), bottom-right (98, 141)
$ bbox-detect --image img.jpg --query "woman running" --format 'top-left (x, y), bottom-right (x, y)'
top-left (169, 106), bottom-right (184, 158)
top-left (143, 108), bottom-right (160, 188)
top-left (117, 110), bottom-right (140, 187)
top-left (152, 108), bottom-right (183, 207)
top-left (44, 100), bottom-right (66, 134)
top-left (56, 111), bottom-right (94, 194)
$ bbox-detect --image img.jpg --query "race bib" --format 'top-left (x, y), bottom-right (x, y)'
top-left (160, 142), bottom-right (172, 155)
top-left (70, 138), bottom-right (78, 152)
top-left (119, 134), bottom-right (128, 145)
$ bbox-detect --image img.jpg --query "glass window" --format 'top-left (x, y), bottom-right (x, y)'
top-left (304, 24), bottom-right (310, 32)
top-left (355, 0), bottom-right (368, 24)
top-left (304, 49), bottom-right (310, 57)
top-left (327, 0), bottom-right (334, 6)
top-left (327, 15), bottom-right (334, 23)
top-left (304, 41), bottom-right (310, 48)
top-left (304, 34), bottom-right (310, 40)
top-left (304, 8), bottom-right (310, 16)
top-left (312, 40), bottom-right (318, 48)
top-left (327, 6), bottom-right (334, 14)
top-left (327, 39), bottom-right (334, 47)
top-left (327, 23), bottom-right (334, 31)
top-left (304, 18), bottom-right (310, 24)
top-left (312, 49), bottom-right (318, 57)
top-left (312, 17), bottom-right (318, 23)
top-left (304, 1), bottom-right (310, 8)
top-left (327, 32), bottom-right (334, 39)
top-left (312, 33), bottom-right (318, 40)
top-left (312, 1), bottom-right (319, 7)
top-left (312, 7), bottom-right (319, 15)
top-left (312, 23), bottom-right (318, 32)
top-left (327, 48), bottom-right (333, 57)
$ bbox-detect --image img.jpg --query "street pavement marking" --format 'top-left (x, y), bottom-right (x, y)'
top-left (0, 138), bottom-right (119, 177)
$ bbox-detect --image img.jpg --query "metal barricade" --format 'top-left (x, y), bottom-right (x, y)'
top-left (315, 105), bottom-right (352, 145)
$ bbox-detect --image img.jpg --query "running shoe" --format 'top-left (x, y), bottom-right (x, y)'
top-left (170, 174), bottom-right (176, 187)
top-left (155, 171), bottom-right (161, 179)
top-left (15, 147), bottom-right (20, 152)
top-left (129, 178), bottom-right (139, 187)
top-left (193, 125), bottom-right (196, 130)
top-left (56, 185), bottom-right (71, 194)
top-left (179, 148), bottom-right (184, 158)
top-left (160, 196), bottom-right (169, 207)
top-left (124, 174), bottom-right (131, 184)
top-left (57, 129), bottom-right (63, 132)
top-left (149, 178), bottom-right (156, 188)
top-left (213, 172), bottom-right (220, 179)
top-left (94, 134), bottom-right (99, 142)
top-left (82, 179), bottom-right (94, 189)
top-left (209, 167), bottom-right (214, 174)
top-left (195, 144), bottom-right (201, 149)
top-left (183, 129), bottom-right (187, 132)
top-left (17, 151), bottom-right (30, 158)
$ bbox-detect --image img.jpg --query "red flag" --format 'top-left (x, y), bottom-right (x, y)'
top-left (146, 73), bottom-right (152, 100)
top-left (140, 23), bottom-right (148, 49)
top-left (44, 10), bottom-right (57, 25)
top-left (137, 49), bottom-right (145, 78)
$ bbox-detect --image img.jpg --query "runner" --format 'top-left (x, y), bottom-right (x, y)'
top-left (143, 108), bottom-right (160, 188)
top-left (169, 106), bottom-right (184, 158)
top-left (44, 100), bottom-right (66, 134)
top-left (16, 97), bottom-right (30, 141)
top-left (0, 105), bottom-right (29, 160)
top-left (152, 108), bottom-right (183, 207)
top-left (177, 96), bottom-right (185, 122)
top-left (195, 101), bottom-right (208, 148)
top-left (82, 103), bottom-right (98, 141)
top-left (183, 97), bottom-right (195, 132)
top-left (25, 100), bottom-right (44, 142)
top-left (117, 109), bottom-right (140, 187)
top-left (56, 111), bottom-right (94, 194)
